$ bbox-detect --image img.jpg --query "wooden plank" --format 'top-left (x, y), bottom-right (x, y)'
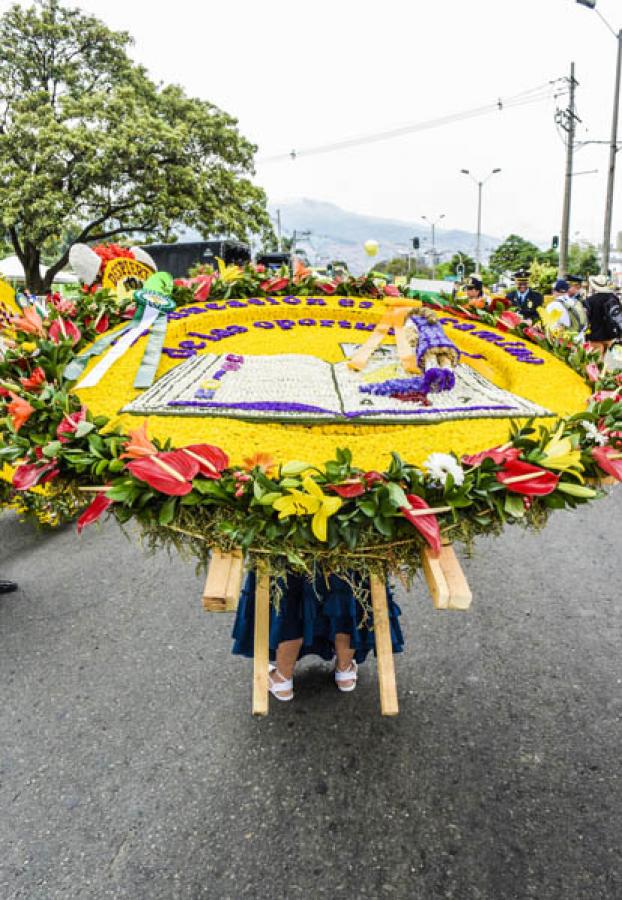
top-left (422, 546), bottom-right (449, 609)
top-left (370, 575), bottom-right (399, 716)
top-left (347, 309), bottom-right (395, 371)
top-left (252, 569), bottom-right (270, 716)
top-left (393, 308), bottom-right (419, 373)
top-left (438, 544), bottom-right (472, 611)
top-left (224, 550), bottom-right (244, 613)
top-left (202, 549), bottom-right (233, 612)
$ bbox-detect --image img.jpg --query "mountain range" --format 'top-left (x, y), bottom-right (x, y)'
top-left (268, 198), bottom-right (502, 272)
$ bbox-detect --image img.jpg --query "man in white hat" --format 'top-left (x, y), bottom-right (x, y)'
top-left (584, 275), bottom-right (622, 351)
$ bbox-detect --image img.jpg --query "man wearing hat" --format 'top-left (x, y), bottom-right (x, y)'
top-left (567, 274), bottom-right (584, 303)
top-left (505, 269), bottom-right (543, 321)
top-left (583, 274), bottom-right (622, 349)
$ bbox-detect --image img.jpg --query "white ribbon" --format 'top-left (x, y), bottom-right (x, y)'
top-left (77, 305), bottom-right (160, 389)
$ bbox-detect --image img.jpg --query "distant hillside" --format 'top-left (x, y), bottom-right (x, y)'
top-left (269, 198), bottom-right (502, 273)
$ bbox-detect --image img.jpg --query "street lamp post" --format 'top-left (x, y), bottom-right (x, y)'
top-left (576, 0), bottom-right (622, 275)
top-left (421, 214), bottom-right (445, 278)
top-left (460, 168), bottom-right (501, 275)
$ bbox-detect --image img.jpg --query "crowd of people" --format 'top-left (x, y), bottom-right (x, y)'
top-left (462, 269), bottom-right (622, 352)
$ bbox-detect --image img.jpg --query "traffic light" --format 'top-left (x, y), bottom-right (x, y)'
top-left (552, 235), bottom-right (559, 249)
top-left (412, 237), bottom-right (420, 250)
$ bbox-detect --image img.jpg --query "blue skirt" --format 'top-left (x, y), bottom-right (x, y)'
top-left (231, 571), bottom-right (404, 664)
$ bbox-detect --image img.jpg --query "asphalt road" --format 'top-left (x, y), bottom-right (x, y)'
top-left (0, 491), bottom-right (620, 900)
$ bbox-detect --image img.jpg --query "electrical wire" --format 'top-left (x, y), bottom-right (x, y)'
top-left (257, 79), bottom-right (567, 165)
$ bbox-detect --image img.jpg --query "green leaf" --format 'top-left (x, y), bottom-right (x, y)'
top-left (556, 482), bottom-right (598, 499)
top-left (158, 496), bottom-right (177, 525)
top-left (373, 515), bottom-right (393, 537)
top-left (258, 491), bottom-right (282, 506)
top-left (504, 493), bottom-right (526, 518)
top-left (280, 461), bottom-right (311, 477)
top-left (386, 481), bottom-right (409, 509)
top-left (75, 420), bottom-right (95, 438)
top-left (42, 440), bottom-right (62, 458)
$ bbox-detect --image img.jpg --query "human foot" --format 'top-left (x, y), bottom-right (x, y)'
top-left (268, 665), bottom-right (294, 701)
top-left (335, 659), bottom-right (358, 693)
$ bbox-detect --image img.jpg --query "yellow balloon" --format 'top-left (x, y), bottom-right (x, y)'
top-left (363, 239), bottom-right (379, 258)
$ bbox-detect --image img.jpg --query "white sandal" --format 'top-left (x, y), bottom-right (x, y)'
top-left (268, 664), bottom-right (294, 702)
top-left (334, 660), bottom-right (358, 693)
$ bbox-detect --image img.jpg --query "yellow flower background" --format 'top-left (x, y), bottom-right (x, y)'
top-left (75, 298), bottom-right (591, 469)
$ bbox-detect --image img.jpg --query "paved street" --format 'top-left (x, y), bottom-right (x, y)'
top-left (0, 492), bottom-right (620, 900)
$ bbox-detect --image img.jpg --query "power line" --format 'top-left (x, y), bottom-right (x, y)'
top-left (257, 79), bottom-right (566, 165)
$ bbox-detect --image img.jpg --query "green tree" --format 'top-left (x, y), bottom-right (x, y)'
top-left (489, 234), bottom-right (541, 276)
top-left (567, 242), bottom-right (600, 278)
top-left (0, 0), bottom-right (271, 292)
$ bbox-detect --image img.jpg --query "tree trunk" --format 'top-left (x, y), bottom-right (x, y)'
top-left (22, 247), bottom-right (47, 295)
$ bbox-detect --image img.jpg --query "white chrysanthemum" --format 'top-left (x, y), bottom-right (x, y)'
top-left (581, 420), bottom-right (608, 446)
top-left (423, 452), bottom-right (465, 486)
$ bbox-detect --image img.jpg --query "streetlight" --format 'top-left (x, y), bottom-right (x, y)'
top-left (460, 168), bottom-right (501, 275)
top-left (421, 214), bottom-right (445, 278)
top-left (576, 0), bottom-right (622, 275)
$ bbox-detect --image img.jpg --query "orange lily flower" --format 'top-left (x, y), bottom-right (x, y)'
top-left (7, 392), bottom-right (35, 431)
top-left (120, 421), bottom-right (158, 459)
top-left (293, 260), bottom-right (312, 281)
top-left (12, 307), bottom-right (45, 337)
top-left (243, 451), bottom-right (277, 474)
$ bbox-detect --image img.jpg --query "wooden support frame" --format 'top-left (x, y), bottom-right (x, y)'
top-left (422, 544), bottom-right (472, 611)
top-left (370, 575), bottom-right (399, 716)
top-left (202, 549), bottom-right (243, 612)
top-left (252, 568), bottom-right (270, 716)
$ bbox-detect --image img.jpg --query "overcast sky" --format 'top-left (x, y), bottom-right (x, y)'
top-left (3, 0), bottom-right (622, 246)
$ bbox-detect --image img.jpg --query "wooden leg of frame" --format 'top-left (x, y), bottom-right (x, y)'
top-left (370, 575), bottom-right (399, 717)
top-left (252, 568), bottom-right (270, 717)
top-left (422, 546), bottom-right (449, 609)
top-left (439, 544), bottom-right (472, 611)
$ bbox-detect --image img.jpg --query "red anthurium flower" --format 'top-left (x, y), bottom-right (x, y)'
top-left (49, 318), bottom-right (81, 345)
top-left (496, 460), bottom-right (559, 496)
top-left (20, 366), bottom-right (46, 392)
top-left (12, 459), bottom-right (59, 490)
top-left (592, 446), bottom-right (622, 481)
top-left (85, 313), bottom-right (110, 334)
top-left (383, 285), bottom-right (400, 297)
top-left (126, 449), bottom-right (199, 496)
top-left (498, 310), bottom-right (523, 329)
top-left (523, 325), bottom-right (546, 343)
top-left (56, 407), bottom-right (87, 443)
top-left (363, 470), bottom-right (385, 487)
top-left (317, 282), bottom-right (337, 295)
top-left (328, 478), bottom-right (366, 498)
top-left (462, 446), bottom-right (521, 466)
top-left (77, 493), bottom-right (114, 534)
top-left (400, 494), bottom-right (442, 556)
top-left (181, 444), bottom-right (229, 479)
top-left (585, 363), bottom-right (601, 383)
top-left (255, 264), bottom-right (266, 273)
top-left (52, 297), bottom-right (78, 317)
top-left (260, 277), bottom-right (289, 293)
top-left (193, 275), bottom-right (215, 302)
top-left (7, 392), bottom-right (34, 431)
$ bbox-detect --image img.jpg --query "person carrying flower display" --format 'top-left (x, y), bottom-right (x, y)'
top-left (231, 570), bottom-right (404, 701)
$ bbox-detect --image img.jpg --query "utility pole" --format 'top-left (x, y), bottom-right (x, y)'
top-left (557, 62), bottom-right (579, 277)
top-left (602, 30), bottom-right (622, 274)
top-left (276, 209), bottom-right (282, 251)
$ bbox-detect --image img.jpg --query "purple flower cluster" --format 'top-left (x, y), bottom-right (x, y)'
top-left (192, 354), bottom-right (244, 401)
top-left (360, 367), bottom-right (456, 399)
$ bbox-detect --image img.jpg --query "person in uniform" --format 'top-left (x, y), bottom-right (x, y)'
top-left (506, 269), bottom-right (543, 322)
top-left (463, 275), bottom-right (487, 309)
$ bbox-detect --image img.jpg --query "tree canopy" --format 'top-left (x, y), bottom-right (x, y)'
top-left (0, 0), bottom-right (272, 292)
top-left (488, 234), bottom-right (543, 275)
